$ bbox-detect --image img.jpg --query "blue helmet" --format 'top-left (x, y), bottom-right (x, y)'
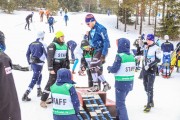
top-left (146, 34), bottom-right (154, 41)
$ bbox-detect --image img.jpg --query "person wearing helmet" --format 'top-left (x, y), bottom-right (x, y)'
top-left (161, 35), bottom-right (174, 78)
top-left (25, 12), bottom-right (34, 30)
top-left (142, 34), bottom-right (161, 112)
top-left (85, 13), bottom-right (111, 92)
top-left (22, 31), bottom-right (47, 102)
top-left (40, 31), bottom-right (70, 108)
top-left (79, 40), bottom-right (94, 86)
top-left (0, 31), bottom-right (21, 120)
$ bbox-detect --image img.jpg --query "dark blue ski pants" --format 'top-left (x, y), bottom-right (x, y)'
top-left (115, 88), bottom-right (130, 120)
top-left (28, 64), bottom-right (43, 89)
top-left (143, 70), bottom-right (155, 103)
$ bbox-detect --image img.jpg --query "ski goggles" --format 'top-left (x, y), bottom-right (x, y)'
top-left (82, 45), bottom-right (90, 50)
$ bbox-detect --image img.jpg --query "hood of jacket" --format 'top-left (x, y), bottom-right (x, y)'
top-left (56, 68), bottom-right (75, 84)
top-left (117, 38), bottom-right (130, 54)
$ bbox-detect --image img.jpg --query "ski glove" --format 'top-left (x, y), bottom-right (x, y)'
top-left (107, 66), bottom-right (111, 73)
top-left (100, 55), bottom-right (106, 64)
top-left (144, 65), bottom-right (149, 71)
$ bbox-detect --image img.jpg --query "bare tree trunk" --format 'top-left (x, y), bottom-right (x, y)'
top-left (154, 0), bottom-right (158, 35)
top-left (116, 0), bottom-right (120, 29)
top-left (117, 16), bottom-right (119, 29)
top-left (139, 0), bottom-right (145, 35)
top-left (124, 8), bottom-right (127, 32)
top-left (88, 3), bottom-right (90, 12)
top-left (162, 0), bottom-right (165, 23)
top-left (148, 0), bottom-right (152, 25)
top-left (135, 2), bottom-right (139, 29)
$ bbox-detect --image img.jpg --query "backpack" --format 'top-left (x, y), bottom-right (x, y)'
top-left (48, 17), bottom-right (54, 24)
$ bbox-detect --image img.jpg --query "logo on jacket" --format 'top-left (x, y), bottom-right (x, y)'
top-left (5, 67), bottom-right (12, 74)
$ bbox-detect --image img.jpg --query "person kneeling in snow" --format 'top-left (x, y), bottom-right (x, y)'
top-left (107, 38), bottom-right (135, 120)
top-left (50, 68), bottom-right (80, 120)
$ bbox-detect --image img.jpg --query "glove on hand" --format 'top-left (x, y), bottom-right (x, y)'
top-left (144, 65), bottom-right (149, 71)
top-left (100, 55), bottom-right (106, 64)
top-left (107, 66), bottom-right (111, 73)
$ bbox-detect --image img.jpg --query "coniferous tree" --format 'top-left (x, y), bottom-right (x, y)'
top-left (1, 0), bottom-right (17, 13)
top-left (46, 0), bottom-right (59, 15)
top-left (58, 0), bottom-right (81, 12)
top-left (157, 0), bottom-right (180, 40)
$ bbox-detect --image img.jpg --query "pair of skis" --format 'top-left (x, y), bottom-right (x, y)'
top-left (81, 94), bottom-right (113, 120)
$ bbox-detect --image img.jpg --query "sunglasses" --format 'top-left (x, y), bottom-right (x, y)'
top-left (82, 45), bottom-right (90, 50)
top-left (86, 22), bottom-right (90, 26)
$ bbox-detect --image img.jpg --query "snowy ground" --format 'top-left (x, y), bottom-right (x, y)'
top-left (0, 10), bottom-right (180, 120)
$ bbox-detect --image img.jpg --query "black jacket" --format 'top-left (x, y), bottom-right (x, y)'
top-left (47, 38), bottom-right (70, 71)
top-left (0, 51), bottom-right (21, 120)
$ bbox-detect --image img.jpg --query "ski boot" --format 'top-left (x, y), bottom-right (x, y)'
top-left (72, 70), bottom-right (76, 74)
top-left (87, 82), bottom-right (100, 92)
top-left (37, 88), bottom-right (42, 97)
top-left (144, 101), bottom-right (154, 108)
top-left (144, 104), bottom-right (151, 113)
top-left (46, 98), bottom-right (52, 104)
top-left (102, 82), bottom-right (111, 92)
top-left (22, 90), bottom-right (31, 101)
top-left (40, 101), bottom-right (47, 108)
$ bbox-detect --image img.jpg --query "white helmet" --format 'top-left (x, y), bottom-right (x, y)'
top-left (164, 35), bottom-right (169, 40)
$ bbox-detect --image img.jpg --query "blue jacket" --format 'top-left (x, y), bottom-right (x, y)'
top-left (26, 38), bottom-right (47, 64)
top-left (64, 14), bottom-right (69, 21)
top-left (55, 68), bottom-right (80, 115)
top-left (89, 22), bottom-right (110, 56)
top-left (48, 16), bottom-right (54, 25)
top-left (67, 40), bottom-right (77, 50)
top-left (161, 41), bottom-right (174, 53)
top-left (107, 38), bottom-right (133, 91)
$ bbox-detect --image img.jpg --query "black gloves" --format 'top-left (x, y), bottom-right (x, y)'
top-left (107, 66), bottom-right (111, 73)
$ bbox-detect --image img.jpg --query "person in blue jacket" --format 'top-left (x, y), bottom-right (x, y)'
top-left (48, 14), bottom-right (55, 33)
top-left (22, 31), bottom-right (47, 101)
top-left (85, 13), bottom-right (111, 92)
top-left (107, 38), bottom-right (135, 120)
top-left (64, 14), bottom-right (69, 26)
top-left (50, 68), bottom-right (80, 120)
top-left (161, 35), bottom-right (174, 78)
top-left (67, 40), bottom-right (77, 63)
